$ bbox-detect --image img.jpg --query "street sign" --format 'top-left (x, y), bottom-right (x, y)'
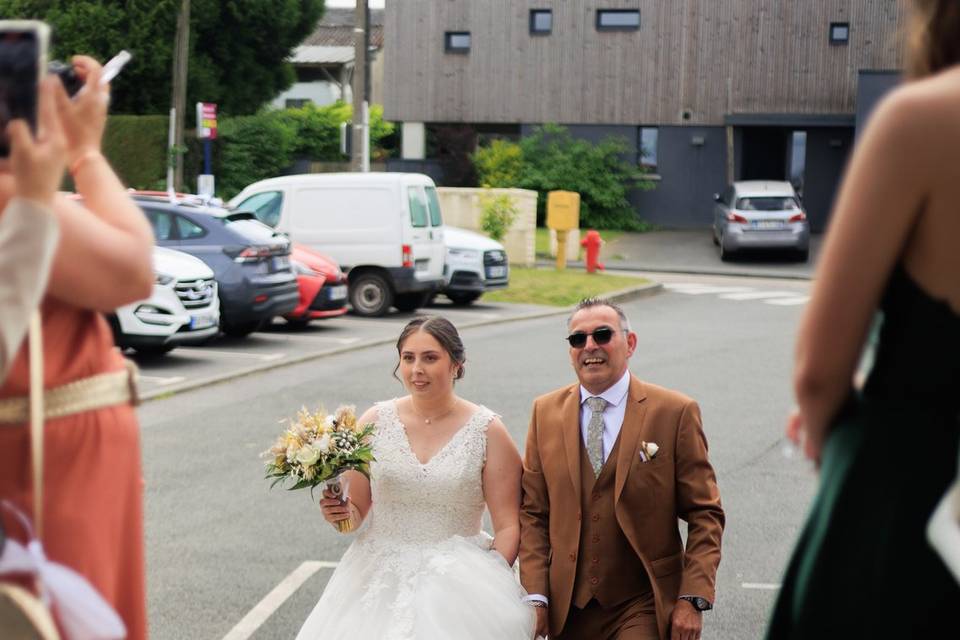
top-left (196, 102), bottom-right (217, 139)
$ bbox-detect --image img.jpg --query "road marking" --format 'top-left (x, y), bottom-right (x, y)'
top-left (764, 296), bottom-right (810, 306)
top-left (664, 285), bottom-right (753, 295)
top-left (221, 560), bottom-right (339, 640)
top-left (718, 291), bottom-right (801, 301)
top-left (137, 375), bottom-right (186, 386)
top-left (742, 582), bottom-right (781, 590)
top-left (176, 347), bottom-right (285, 361)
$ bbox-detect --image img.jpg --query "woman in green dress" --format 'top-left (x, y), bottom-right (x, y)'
top-left (766, 1), bottom-right (960, 637)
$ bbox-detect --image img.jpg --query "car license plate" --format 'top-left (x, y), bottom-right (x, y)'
top-left (752, 220), bottom-right (784, 230)
top-left (272, 255), bottom-right (290, 271)
top-left (327, 284), bottom-right (347, 301)
top-left (189, 314), bottom-right (217, 330)
top-left (487, 265), bottom-right (507, 278)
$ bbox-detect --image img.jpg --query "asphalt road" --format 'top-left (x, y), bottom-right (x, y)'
top-left (138, 274), bottom-right (816, 640)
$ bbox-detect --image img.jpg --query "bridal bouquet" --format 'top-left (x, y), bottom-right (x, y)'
top-left (263, 404), bottom-right (375, 532)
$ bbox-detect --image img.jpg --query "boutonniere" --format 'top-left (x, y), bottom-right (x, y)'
top-left (639, 441), bottom-right (659, 463)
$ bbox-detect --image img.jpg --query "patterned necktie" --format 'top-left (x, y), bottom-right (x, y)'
top-left (585, 396), bottom-right (608, 477)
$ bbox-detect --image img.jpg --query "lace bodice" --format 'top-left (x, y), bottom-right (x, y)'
top-left (355, 400), bottom-right (494, 549)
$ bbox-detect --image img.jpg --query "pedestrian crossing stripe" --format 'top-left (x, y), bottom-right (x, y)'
top-left (664, 283), bottom-right (809, 306)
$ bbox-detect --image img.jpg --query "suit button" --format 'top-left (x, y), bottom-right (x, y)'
top-left (569, 553), bottom-right (576, 561)
top-left (590, 577), bottom-right (599, 585)
top-left (592, 535), bottom-right (600, 543)
top-left (591, 556), bottom-right (599, 564)
top-left (576, 512), bottom-right (582, 521)
top-left (592, 493), bottom-right (601, 500)
top-left (591, 514), bottom-right (599, 522)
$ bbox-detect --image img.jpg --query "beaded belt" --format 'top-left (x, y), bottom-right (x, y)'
top-left (0, 359), bottom-right (140, 424)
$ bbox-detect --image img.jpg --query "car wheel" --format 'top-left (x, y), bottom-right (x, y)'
top-left (394, 292), bottom-right (429, 313)
top-left (222, 320), bottom-right (264, 337)
top-left (350, 273), bottom-right (393, 317)
top-left (447, 292), bottom-right (481, 306)
top-left (134, 344), bottom-right (176, 357)
top-left (719, 234), bottom-right (733, 262)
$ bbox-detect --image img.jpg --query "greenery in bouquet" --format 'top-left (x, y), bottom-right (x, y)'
top-left (263, 405), bottom-right (376, 496)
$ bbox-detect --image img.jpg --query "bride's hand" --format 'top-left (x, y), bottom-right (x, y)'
top-left (319, 489), bottom-right (352, 527)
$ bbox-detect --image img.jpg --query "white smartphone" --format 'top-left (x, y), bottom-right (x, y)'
top-left (99, 49), bottom-right (131, 86)
top-left (0, 20), bottom-right (50, 157)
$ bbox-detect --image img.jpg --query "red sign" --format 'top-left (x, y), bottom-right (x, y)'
top-left (196, 102), bottom-right (218, 139)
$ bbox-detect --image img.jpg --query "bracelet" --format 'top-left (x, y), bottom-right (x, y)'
top-left (528, 601), bottom-right (547, 608)
top-left (69, 150), bottom-right (103, 177)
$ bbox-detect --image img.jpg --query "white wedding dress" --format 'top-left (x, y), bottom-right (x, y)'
top-left (296, 400), bottom-right (535, 639)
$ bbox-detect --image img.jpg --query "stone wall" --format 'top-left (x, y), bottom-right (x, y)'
top-left (436, 188), bottom-right (539, 267)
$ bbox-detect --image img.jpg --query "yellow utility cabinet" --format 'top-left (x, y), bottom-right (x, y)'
top-left (546, 191), bottom-right (581, 270)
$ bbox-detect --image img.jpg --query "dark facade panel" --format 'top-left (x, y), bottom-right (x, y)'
top-left (855, 70), bottom-right (901, 136)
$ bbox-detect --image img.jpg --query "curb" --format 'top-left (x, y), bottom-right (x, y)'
top-left (139, 281), bottom-right (663, 403)
top-left (534, 260), bottom-right (813, 281)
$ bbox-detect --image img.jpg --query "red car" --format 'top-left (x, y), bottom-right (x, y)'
top-left (286, 244), bottom-right (349, 327)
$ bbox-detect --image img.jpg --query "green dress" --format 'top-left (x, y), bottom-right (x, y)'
top-left (766, 265), bottom-right (960, 639)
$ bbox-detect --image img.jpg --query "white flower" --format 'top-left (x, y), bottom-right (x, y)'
top-left (315, 434), bottom-right (332, 454)
top-left (296, 445), bottom-right (321, 466)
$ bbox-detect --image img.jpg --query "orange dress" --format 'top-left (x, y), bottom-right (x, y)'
top-left (0, 297), bottom-right (147, 640)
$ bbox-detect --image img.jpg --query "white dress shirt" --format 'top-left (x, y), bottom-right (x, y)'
top-left (579, 369), bottom-right (631, 463)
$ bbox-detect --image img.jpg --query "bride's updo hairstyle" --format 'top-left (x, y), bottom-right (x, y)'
top-left (394, 316), bottom-right (467, 382)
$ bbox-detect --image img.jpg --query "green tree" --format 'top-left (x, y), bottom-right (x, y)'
top-left (473, 124), bottom-right (655, 230)
top-left (0, 0), bottom-right (325, 115)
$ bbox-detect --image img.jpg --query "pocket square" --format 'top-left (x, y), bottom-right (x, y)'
top-left (639, 441), bottom-right (659, 462)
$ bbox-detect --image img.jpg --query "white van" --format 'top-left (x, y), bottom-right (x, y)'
top-left (229, 173), bottom-right (446, 316)
top-left (110, 247), bottom-right (220, 356)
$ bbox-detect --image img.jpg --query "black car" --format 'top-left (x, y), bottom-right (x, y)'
top-left (133, 194), bottom-right (299, 337)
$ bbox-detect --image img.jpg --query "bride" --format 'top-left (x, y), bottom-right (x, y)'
top-left (296, 316), bottom-right (535, 639)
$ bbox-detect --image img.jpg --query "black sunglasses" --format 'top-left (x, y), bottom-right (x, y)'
top-left (566, 326), bottom-right (619, 348)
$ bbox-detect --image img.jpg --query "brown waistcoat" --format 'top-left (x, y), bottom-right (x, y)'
top-left (571, 436), bottom-right (651, 609)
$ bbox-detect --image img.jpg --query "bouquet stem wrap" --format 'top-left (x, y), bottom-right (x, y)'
top-left (325, 474), bottom-right (353, 533)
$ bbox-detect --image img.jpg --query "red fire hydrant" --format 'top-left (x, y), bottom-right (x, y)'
top-left (580, 229), bottom-right (605, 273)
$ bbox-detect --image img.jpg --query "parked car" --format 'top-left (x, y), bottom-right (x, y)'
top-left (441, 226), bottom-right (509, 305)
top-left (109, 246), bottom-right (219, 356)
top-left (712, 181), bottom-right (810, 261)
top-left (286, 243), bottom-right (349, 327)
top-left (132, 192), bottom-right (299, 337)
top-left (228, 173), bottom-right (446, 317)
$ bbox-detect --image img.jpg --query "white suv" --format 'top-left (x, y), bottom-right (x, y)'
top-left (110, 247), bottom-right (220, 356)
top-left (441, 226), bottom-right (509, 305)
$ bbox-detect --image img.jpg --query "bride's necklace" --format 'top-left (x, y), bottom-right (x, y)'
top-left (411, 398), bottom-right (459, 425)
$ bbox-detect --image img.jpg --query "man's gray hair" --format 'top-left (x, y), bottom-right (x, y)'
top-left (567, 297), bottom-right (632, 332)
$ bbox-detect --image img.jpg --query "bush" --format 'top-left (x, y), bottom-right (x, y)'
top-left (217, 111), bottom-right (298, 199)
top-left (472, 124), bottom-right (655, 230)
top-left (478, 191), bottom-right (518, 241)
top-left (102, 115), bottom-right (169, 189)
top-left (278, 101), bottom-right (396, 161)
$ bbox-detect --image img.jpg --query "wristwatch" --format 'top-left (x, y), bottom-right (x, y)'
top-left (679, 596), bottom-right (711, 611)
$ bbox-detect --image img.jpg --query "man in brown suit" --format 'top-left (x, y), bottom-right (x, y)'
top-left (520, 298), bottom-right (724, 640)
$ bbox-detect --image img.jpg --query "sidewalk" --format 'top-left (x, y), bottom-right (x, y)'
top-left (540, 230), bottom-right (821, 280)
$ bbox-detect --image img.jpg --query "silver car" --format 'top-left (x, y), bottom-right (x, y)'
top-left (712, 181), bottom-right (810, 261)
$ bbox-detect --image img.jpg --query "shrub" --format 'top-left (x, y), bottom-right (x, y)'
top-left (102, 115), bottom-right (169, 189)
top-left (478, 191), bottom-right (518, 241)
top-left (217, 111), bottom-right (298, 198)
top-left (472, 124), bottom-right (655, 230)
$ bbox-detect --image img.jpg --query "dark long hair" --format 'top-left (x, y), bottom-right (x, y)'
top-left (393, 316), bottom-right (466, 381)
top-left (906, 0), bottom-right (960, 78)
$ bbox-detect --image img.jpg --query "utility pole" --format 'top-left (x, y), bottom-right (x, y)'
top-left (351, 0), bottom-right (369, 172)
top-left (171, 0), bottom-right (191, 190)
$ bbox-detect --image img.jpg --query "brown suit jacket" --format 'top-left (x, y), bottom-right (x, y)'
top-left (519, 375), bottom-right (724, 639)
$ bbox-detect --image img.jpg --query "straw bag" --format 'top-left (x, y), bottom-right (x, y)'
top-left (0, 313), bottom-right (128, 640)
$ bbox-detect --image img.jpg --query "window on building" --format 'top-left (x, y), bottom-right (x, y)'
top-left (638, 127), bottom-right (658, 170)
top-left (829, 22), bottom-right (849, 44)
top-left (530, 9), bottom-right (553, 34)
top-left (597, 9), bottom-right (640, 31)
top-left (790, 131), bottom-right (807, 197)
top-left (445, 31), bottom-right (471, 53)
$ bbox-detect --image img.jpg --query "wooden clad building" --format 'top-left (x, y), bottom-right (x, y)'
top-left (385, 1), bottom-right (906, 230)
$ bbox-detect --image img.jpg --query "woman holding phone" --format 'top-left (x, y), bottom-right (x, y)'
top-left (0, 56), bottom-right (154, 639)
